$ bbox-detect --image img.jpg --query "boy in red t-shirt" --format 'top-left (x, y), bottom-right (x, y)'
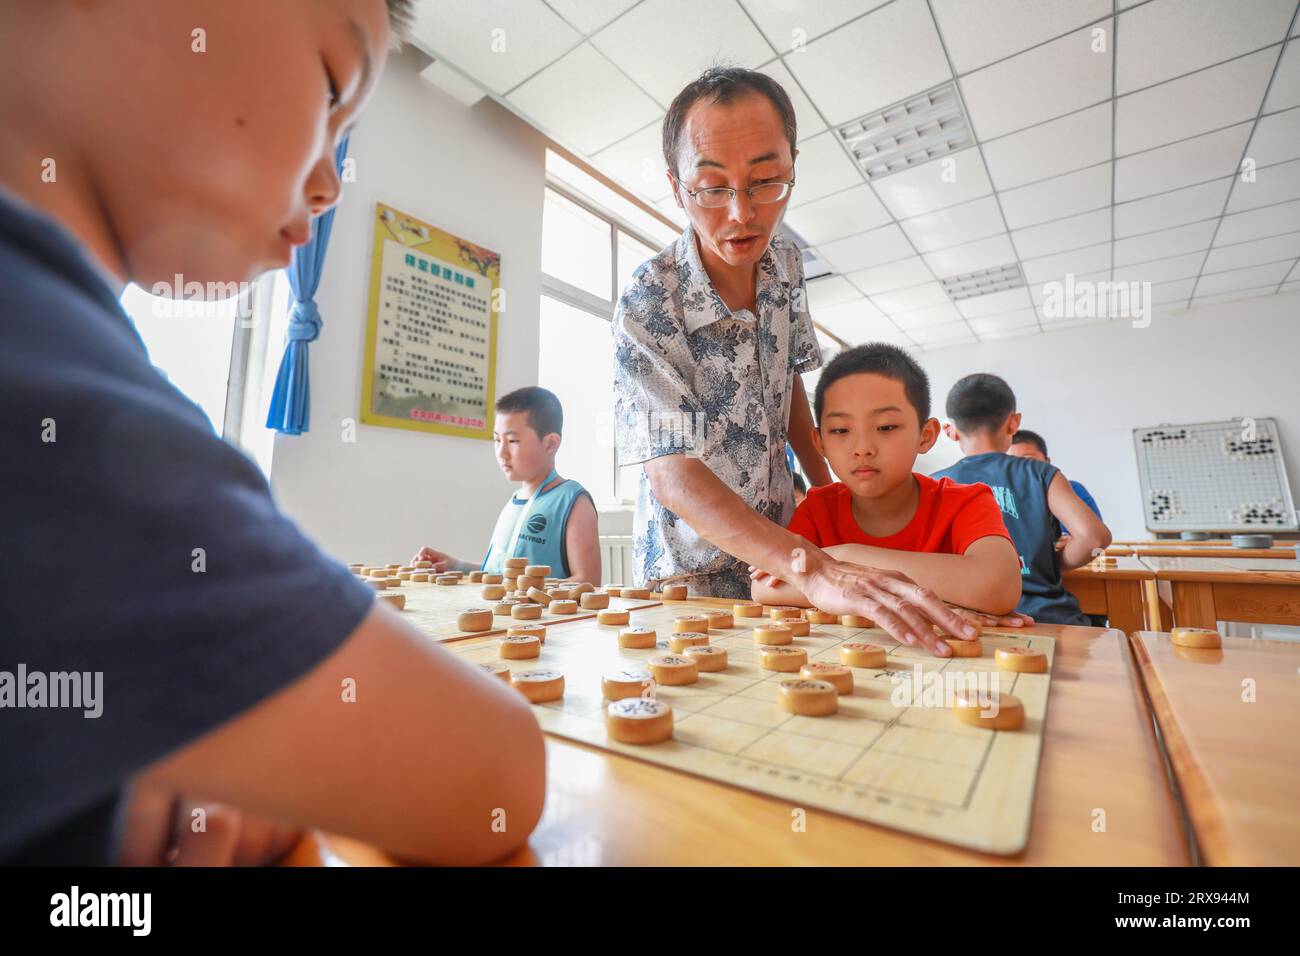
top-left (751, 344), bottom-right (1023, 617)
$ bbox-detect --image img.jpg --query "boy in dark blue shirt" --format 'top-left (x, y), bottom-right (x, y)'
top-left (0, 0), bottom-right (543, 865)
top-left (933, 374), bottom-right (1111, 625)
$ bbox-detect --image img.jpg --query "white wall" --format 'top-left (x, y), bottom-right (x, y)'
top-left (268, 48), bottom-right (549, 564)
top-left (914, 292), bottom-right (1300, 540)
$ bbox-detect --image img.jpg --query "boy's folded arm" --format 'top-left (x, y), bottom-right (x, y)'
top-left (134, 604), bottom-right (547, 866)
top-left (1045, 473), bottom-right (1112, 570)
top-left (814, 540), bottom-right (1021, 616)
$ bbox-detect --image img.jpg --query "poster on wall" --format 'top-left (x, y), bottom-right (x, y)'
top-left (360, 201), bottom-right (500, 439)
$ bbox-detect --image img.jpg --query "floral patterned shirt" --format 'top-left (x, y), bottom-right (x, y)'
top-left (612, 222), bottom-right (822, 598)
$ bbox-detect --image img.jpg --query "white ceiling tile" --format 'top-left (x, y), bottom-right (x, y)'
top-left (1264, 40), bottom-right (1300, 112)
top-left (739, 0), bottom-right (890, 52)
top-left (908, 321), bottom-right (976, 346)
top-left (1022, 246), bottom-right (1112, 286)
top-left (1246, 106), bottom-right (1300, 166)
top-left (787, 130), bottom-right (867, 205)
top-left (845, 256), bottom-right (936, 295)
top-left (815, 223), bottom-right (915, 272)
top-left (870, 281), bottom-right (952, 314)
top-left (930, 0), bottom-right (1111, 75)
top-left (962, 26), bottom-right (1112, 141)
top-left (783, 183), bottom-right (892, 245)
top-left (783, 0), bottom-right (952, 126)
top-left (1114, 122), bottom-right (1253, 201)
top-left (968, 308), bottom-right (1041, 336)
top-left (977, 326), bottom-right (1043, 343)
top-left (1116, 0), bottom-right (1297, 94)
top-left (592, 120), bottom-right (671, 201)
top-left (1225, 157), bottom-right (1300, 210)
top-left (982, 102), bottom-right (1112, 190)
top-left (1282, 280), bottom-right (1300, 292)
top-left (1113, 178), bottom-right (1231, 237)
top-left (807, 275), bottom-right (864, 311)
top-left (871, 148), bottom-right (994, 219)
top-left (589, 0), bottom-right (773, 108)
top-left (922, 233), bottom-right (1018, 277)
top-left (1116, 48), bottom-right (1277, 155)
top-left (899, 196), bottom-right (1006, 253)
top-left (956, 287), bottom-right (1034, 319)
top-left (1112, 252), bottom-right (1206, 285)
top-left (1203, 231), bottom-right (1300, 272)
top-left (508, 44), bottom-right (663, 154)
top-left (413, 0), bottom-right (580, 96)
top-left (1190, 285), bottom-right (1282, 306)
top-left (1195, 259), bottom-right (1293, 294)
top-left (1147, 278), bottom-right (1198, 305)
top-left (814, 296), bottom-right (895, 342)
top-left (1011, 208), bottom-right (1111, 259)
top-left (757, 60), bottom-right (828, 143)
top-left (1113, 219), bottom-right (1219, 266)
top-left (545, 0), bottom-right (640, 35)
top-left (1032, 269), bottom-right (1110, 308)
top-left (1216, 197), bottom-right (1300, 242)
top-left (891, 305), bottom-right (965, 329)
top-left (999, 164), bottom-right (1112, 230)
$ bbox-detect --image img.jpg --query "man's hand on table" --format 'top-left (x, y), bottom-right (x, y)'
top-left (785, 547), bottom-right (981, 657)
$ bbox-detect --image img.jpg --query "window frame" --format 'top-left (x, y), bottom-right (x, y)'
top-left (540, 175), bottom-right (675, 505)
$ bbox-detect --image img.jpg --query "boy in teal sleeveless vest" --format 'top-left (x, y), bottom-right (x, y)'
top-left (413, 387), bottom-right (600, 583)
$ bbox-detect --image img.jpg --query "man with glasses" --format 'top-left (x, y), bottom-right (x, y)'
top-left (611, 67), bottom-right (979, 655)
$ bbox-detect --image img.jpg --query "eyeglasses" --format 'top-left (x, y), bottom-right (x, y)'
top-left (674, 176), bottom-right (796, 208)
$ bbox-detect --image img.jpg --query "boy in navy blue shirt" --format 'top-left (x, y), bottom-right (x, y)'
top-left (933, 374), bottom-right (1111, 625)
top-left (0, 0), bottom-right (543, 865)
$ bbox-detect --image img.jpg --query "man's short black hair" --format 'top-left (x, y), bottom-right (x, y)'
top-left (813, 343), bottom-right (931, 425)
top-left (946, 373), bottom-right (1017, 434)
top-left (663, 66), bottom-right (797, 179)
top-left (1012, 429), bottom-right (1048, 456)
top-left (496, 386), bottom-right (563, 439)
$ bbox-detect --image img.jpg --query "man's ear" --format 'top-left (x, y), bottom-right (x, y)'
top-left (918, 417), bottom-right (941, 453)
top-left (666, 170), bottom-right (683, 208)
top-left (942, 422), bottom-right (961, 443)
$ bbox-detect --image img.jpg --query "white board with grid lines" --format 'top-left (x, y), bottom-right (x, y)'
top-left (1133, 418), bottom-right (1298, 533)
top-left (448, 602), bottom-right (1056, 855)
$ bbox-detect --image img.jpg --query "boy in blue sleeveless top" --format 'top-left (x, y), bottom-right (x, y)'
top-left (933, 374), bottom-right (1112, 625)
top-left (414, 387), bottom-right (600, 583)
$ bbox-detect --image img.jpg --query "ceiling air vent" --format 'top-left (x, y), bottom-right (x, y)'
top-left (940, 262), bottom-right (1026, 301)
top-left (837, 83), bottom-right (973, 180)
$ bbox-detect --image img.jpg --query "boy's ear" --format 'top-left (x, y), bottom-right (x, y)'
top-left (810, 423), bottom-right (825, 459)
top-left (1007, 411), bottom-right (1023, 436)
top-left (942, 422), bottom-right (961, 443)
top-left (918, 417), bottom-right (941, 453)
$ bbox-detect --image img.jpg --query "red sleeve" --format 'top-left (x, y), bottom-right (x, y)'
top-left (948, 482), bottom-right (1013, 554)
top-left (786, 495), bottom-right (825, 548)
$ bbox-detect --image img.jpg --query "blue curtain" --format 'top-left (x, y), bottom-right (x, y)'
top-left (265, 134), bottom-right (351, 435)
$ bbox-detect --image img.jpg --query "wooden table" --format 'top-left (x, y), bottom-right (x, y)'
top-left (1064, 557), bottom-right (1163, 633)
top-left (300, 598), bottom-right (1189, 866)
top-left (1129, 630), bottom-right (1300, 865)
top-left (1124, 545), bottom-right (1298, 559)
top-left (1138, 556), bottom-right (1300, 630)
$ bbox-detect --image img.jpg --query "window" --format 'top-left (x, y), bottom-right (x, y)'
top-left (119, 284), bottom-right (243, 435)
top-left (120, 269), bottom-right (292, 477)
top-left (537, 149), bottom-right (680, 505)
